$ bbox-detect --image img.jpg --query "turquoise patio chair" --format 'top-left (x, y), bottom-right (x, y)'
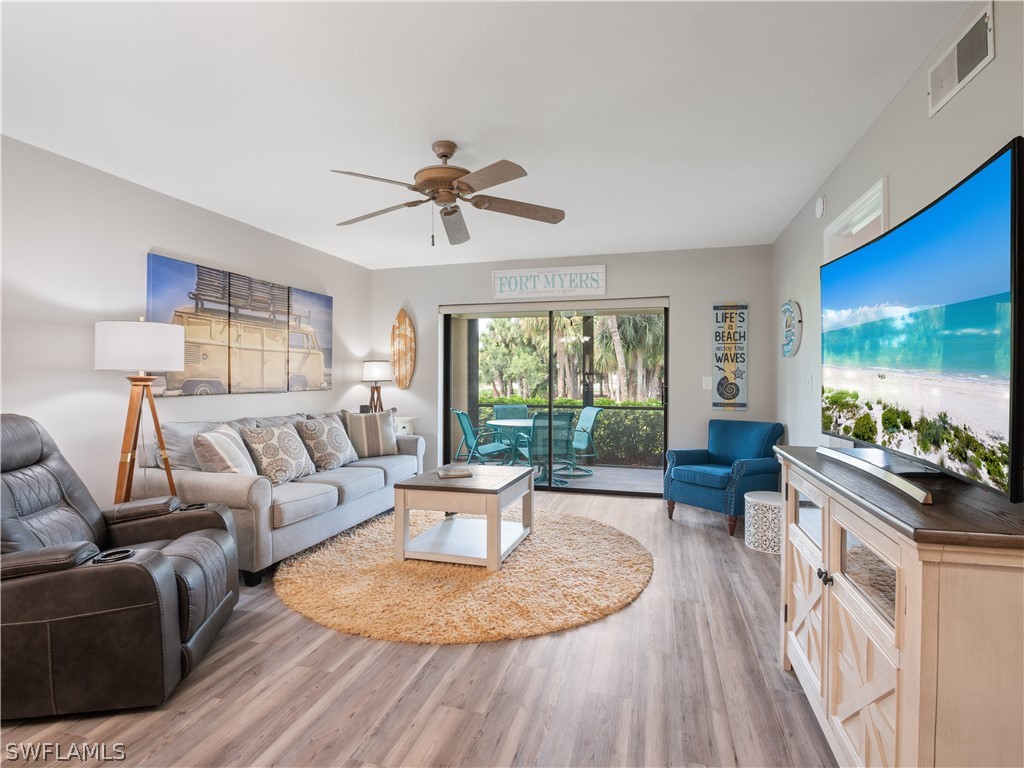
top-left (557, 406), bottom-right (603, 477)
top-left (452, 409), bottom-right (513, 464)
top-left (492, 404), bottom-right (528, 420)
top-left (514, 412), bottom-right (575, 486)
top-left (491, 403), bottom-right (530, 443)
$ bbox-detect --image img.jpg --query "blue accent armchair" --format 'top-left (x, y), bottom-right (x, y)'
top-left (665, 419), bottom-right (784, 535)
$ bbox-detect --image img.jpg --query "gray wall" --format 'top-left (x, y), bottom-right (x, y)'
top-left (370, 247), bottom-right (777, 471)
top-left (2, 139), bottom-right (778, 498)
top-left (1, 138), bottom-right (373, 502)
top-left (773, 0), bottom-right (1024, 446)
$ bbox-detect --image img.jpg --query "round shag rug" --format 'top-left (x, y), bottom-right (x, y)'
top-left (273, 508), bottom-right (653, 644)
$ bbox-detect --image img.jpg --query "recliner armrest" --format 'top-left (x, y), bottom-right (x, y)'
top-left (106, 505), bottom-right (236, 548)
top-left (102, 495), bottom-right (180, 524)
top-left (0, 541), bottom-right (101, 580)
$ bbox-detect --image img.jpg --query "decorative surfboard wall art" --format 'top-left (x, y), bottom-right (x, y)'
top-left (391, 309), bottom-right (416, 389)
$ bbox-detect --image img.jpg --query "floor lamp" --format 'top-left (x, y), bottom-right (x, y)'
top-left (95, 320), bottom-right (185, 504)
top-left (361, 360), bottom-right (392, 413)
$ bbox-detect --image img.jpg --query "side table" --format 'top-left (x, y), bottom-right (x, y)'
top-left (394, 415), bottom-right (417, 435)
top-left (743, 490), bottom-right (783, 554)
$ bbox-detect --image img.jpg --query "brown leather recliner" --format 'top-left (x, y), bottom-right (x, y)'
top-left (0, 413), bottom-right (239, 720)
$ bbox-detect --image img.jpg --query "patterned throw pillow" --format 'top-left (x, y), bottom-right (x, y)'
top-left (339, 409), bottom-right (398, 458)
top-left (238, 424), bottom-right (316, 485)
top-left (295, 415), bottom-right (358, 471)
top-left (193, 424), bottom-right (258, 475)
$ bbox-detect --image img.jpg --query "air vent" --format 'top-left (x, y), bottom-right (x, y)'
top-left (928, 3), bottom-right (994, 117)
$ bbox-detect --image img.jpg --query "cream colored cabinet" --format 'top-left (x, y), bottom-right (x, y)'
top-left (777, 447), bottom-right (1024, 768)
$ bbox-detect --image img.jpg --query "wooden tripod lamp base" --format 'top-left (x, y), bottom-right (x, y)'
top-left (95, 320), bottom-right (185, 505)
top-left (114, 376), bottom-right (176, 504)
top-left (368, 384), bottom-right (384, 413)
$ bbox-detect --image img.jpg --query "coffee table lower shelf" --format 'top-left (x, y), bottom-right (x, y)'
top-left (405, 517), bottom-right (530, 567)
top-left (394, 464), bottom-right (534, 572)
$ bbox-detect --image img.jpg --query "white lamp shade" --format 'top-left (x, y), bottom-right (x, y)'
top-left (361, 360), bottom-right (392, 383)
top-left (95, 321), bottom-right (185, 372)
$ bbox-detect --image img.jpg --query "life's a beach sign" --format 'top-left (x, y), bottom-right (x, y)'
top-left (492, 266), bottom-right (606, 299)
top-left (712, 302), bottom-right (748, 411)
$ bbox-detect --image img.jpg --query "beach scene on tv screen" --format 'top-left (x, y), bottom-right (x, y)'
top-left (821, 150), bottom-right (1012, 494)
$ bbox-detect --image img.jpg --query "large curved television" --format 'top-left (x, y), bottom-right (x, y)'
top-left (821, 137), bottom-right (1023, 502)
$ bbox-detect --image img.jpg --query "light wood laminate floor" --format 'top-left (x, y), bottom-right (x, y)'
top-left (1, 493), bottom-right (836, 768)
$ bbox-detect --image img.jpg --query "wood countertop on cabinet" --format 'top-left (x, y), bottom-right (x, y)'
top-left (775, 446), bottom-right (1024, 549)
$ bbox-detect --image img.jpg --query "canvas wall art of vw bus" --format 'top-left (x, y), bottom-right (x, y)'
top-left (146, 253), bottom-right (333, 395)
top-left (820, 139), bottom-right (1022, 500)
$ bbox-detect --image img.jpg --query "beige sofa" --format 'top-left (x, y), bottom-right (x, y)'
top-left (132, 412), bottom-right (424, 585)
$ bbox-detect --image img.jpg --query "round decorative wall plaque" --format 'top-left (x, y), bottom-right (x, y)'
top-left (781, 300), bottom-right (802, 358)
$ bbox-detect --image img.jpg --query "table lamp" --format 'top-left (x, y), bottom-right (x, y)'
top-left (361, 360), bottom-right (392, 413)
top-left (95, 320), bottom-right (185, 503)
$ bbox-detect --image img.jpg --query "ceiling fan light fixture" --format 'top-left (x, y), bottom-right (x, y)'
top-left (331, 140), bottom-right (564, 239)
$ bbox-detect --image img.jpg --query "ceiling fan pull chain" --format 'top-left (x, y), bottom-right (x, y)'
top-left (431, 204), bottom-right (435, 246)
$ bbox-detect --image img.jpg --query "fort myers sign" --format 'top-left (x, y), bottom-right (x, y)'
top-left (492, 265), bottom-right (606, 299)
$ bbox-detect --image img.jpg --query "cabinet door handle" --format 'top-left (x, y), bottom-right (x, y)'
top-left (816, 567), bottom-right (825, 580)
top-left (816, 567), bottom-right (834, 585)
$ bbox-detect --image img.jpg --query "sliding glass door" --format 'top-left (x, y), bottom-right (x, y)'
top-left (444, 305), bottom-right (666, 495)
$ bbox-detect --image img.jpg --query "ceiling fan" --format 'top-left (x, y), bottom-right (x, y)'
top-left (331, 140), bottom-right (565, 245)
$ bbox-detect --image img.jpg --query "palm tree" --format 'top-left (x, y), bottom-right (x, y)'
top-left (617, 313), bottom-right (665, 400)
top-left (594, 315), bottom-right (628, 402)
top-left (520, 315), bottom-right (583, 399)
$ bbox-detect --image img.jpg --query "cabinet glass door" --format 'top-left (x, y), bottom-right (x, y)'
top-left (840, 529), bottom-right (897, 626)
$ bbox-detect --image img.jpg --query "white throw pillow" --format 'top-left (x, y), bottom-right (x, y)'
top-left (192, 424), bottom-right (258, 475)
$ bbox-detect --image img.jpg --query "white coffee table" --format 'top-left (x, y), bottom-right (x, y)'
top-left (394, 464), bottom-right (534, 571)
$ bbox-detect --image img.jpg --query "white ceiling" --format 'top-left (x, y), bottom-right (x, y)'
top-left (2, 1), bottom-right (969, 270)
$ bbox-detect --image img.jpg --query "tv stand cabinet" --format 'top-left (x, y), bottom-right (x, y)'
top-left (775, 446), bottom-right (1023, 768)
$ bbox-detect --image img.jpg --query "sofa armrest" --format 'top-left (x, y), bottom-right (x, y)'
top-left (131, 467), bottom-right (272, 573)
top-left (0, 542), bottom-right (101, 581)
top-left (102, 495), bottom-right (180, 524)
top-left (397, 434), bottom-right (425, 474)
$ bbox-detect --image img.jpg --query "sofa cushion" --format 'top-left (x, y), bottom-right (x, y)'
top-left (295, 466), bottom-right (384, 504)
top-left (157, 417), bottom-right (257, 470)
top-left (349, 454), bottom-right (418, 486)
top-left (270, 482), bottom-right (337, 528)
top-left (294, 415), bottom-right (358, 471)
top-left (192, 425), bottom-right (258, 475)
top-left (255, 413), bottom-right (308, 429)
top-left (239, 424), bottom-right (316, 486)
top-left (339, 409), bottom-right (398, 458)
top-left (671, 464), bottom-right (733, 489)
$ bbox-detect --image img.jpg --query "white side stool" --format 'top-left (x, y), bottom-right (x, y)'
top-left (744, 491), bottom-right (783, 554)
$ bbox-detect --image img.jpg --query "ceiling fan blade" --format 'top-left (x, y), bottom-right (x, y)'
top-left (452, 160), bottom-right (527, 194)
top-left (468, 195), bottom-right (565, 224)
top-left (440, 205), bottom-right (470, 245)
top-left (330, 169), bottom-right (421, 193)
top-left (336, 199), bottom-right (427, 226)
